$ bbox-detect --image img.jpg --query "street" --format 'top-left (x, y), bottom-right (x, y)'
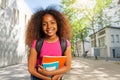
top-left (0, 57), bottom-right (120, 80)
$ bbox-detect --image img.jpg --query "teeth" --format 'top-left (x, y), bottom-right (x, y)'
top-left (47, 30), bottom-right (52, 33)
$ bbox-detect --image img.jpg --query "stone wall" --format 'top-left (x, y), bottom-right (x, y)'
top-left (0, 0), bottom-right (29, 67)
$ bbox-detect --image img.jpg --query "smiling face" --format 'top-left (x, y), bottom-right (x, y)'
top-left (42, 14), bottom-right (58, 38)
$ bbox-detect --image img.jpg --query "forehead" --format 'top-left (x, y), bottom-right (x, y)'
top-left (42, 14), bottom-right (56, 21)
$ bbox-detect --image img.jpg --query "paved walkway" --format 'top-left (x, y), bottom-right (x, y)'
top-left (0, 63), bottom-right (30, 80)
top-left (0, 57), bottom-right (120, 80)
top-left (63, 57), bottom-right (120, 80)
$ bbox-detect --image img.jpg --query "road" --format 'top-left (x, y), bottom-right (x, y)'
top-left (0, 57), bottom-right (120, 80)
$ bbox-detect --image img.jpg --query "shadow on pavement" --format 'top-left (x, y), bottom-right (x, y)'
top-left (0, 63), bottom-right (30, 80)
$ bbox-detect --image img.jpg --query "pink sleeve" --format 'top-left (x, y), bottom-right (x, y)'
top-left (31, 40), bottom-right (37, 48)
top-left (66, 40), bottom-right (71, 47)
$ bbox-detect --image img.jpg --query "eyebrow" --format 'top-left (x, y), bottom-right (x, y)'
top-left (42, 20), bottom-right (56, 23)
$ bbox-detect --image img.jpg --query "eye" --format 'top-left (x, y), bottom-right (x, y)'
top-left (51, 21), bottom-right (56, 24)
top-left (42, 23), bottom-right (47, 26)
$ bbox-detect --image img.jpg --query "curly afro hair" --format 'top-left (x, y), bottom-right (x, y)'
top-left (25, 7), bottom-right (72, 47)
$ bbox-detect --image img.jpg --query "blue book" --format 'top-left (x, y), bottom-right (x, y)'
top-left (42, 61), bottom-right (59, 71)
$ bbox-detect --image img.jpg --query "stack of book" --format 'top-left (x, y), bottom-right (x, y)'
top-left (42, 56), bottom-right (67, 71)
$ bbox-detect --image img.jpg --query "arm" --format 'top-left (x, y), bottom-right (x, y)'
top-left (28, 48), bottom-right (51, 80)
top-left (38, 46), bottom-right (72, 76)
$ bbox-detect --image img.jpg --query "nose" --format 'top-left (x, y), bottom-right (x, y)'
top-left (47, 22), bottom-right (51, 29)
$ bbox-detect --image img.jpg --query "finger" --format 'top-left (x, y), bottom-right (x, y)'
top-left (38, 65), bottom-right (44, 69)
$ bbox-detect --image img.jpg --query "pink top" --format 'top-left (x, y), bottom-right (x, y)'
top-left (31, 39), bottom-right (70, 66)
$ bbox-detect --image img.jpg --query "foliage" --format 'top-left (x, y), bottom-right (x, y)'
top-left (61, 0), bottom-right (112, 53)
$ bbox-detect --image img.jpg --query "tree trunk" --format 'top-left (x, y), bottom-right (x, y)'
top-left (80, 33), bottom-right (86, 57)
top-left (92, 21), bottom-right (97, 60)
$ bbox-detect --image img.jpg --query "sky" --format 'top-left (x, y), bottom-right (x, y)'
top-left (25, 0), bottom-right (61, 13)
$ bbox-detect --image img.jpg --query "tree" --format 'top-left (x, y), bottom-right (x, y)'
top-left (62, 0), bottom-right (112, 58)
top-left (72, 17), bottom-right (89, 56)
top-left (102, 0), bottom-right (120, 27)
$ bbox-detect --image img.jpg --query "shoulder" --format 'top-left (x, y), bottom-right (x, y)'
top-left (31, 39), bottom-right (37, 48)
top-left (66, 39), bottom-right (71, 47)
top-left (60, 38), bottom-right (70, 47)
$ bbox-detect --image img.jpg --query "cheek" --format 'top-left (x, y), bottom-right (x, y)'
top-left (42, 28), bottom-right (46, 34)
top-left (42, 26), bottom-right (46, 31)
top-left (56, 27), bottom-right (58, 31)
top-left (55, 24), bottom-right (58, 30)
top-left (56, 26), bottom-right (58, 31)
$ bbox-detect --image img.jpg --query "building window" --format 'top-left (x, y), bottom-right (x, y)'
top-left (16, 10), bottom-right (19, 24)
top-left (116, 35), bottom-right (119, 43)
top-left (91, 40), bottom-right (94, 47)
top-left (111, 35), bottom-right (114, 43)
top-left (11, 8), bottom-right (16, 26)
top-left (11, 8), bottom-right (19, 26)
top-left (1, 0), bottom-right (6, 9)
top-left (25, 14), bottom-right (27, 25)
top-left (98, 37), bottom-right (105, 47)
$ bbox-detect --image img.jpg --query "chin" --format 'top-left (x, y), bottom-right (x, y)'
top-left (46, 34), bottom-right (54, 37)
top-left (46, 33), bottom-right (54, 36)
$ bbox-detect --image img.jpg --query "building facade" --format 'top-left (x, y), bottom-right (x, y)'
top-left (90, 27), bottom-right (120, 58)
top-left (73, 40), bottom-right (90, 57)
top-left (0, 0), bottom-right (32, 67)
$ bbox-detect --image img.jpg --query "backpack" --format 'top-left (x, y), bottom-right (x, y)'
top-left (35, 38), bottom-right (67, 57)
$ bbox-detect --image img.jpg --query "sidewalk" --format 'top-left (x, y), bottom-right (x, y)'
top-left (0, 63), bottom-right (30, 80)
top-left (63, 57), bottom-right (120, 80)
top-left (0, 57), bottom-right (120, 80)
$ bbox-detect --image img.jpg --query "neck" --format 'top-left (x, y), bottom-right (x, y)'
top-left (44, 35), bottom-right (59, 43)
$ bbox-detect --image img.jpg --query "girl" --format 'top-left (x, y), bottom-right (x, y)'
top-left (25, 7), bottom-right (72, 80)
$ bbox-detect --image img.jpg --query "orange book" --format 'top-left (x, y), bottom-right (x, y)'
top-left (42, 56), bottom-right (67, 68)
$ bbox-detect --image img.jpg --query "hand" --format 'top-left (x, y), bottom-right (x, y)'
top-left (37, 65), bottom-right (45, 73)
top-left (37, 65), bottom-right (50, 76)
top-left (38, 65), bottom-right (44, 70)
top-left (43, 78), bottom-right (51, 80)
top-left (52, 74), bottom-right (62, 80)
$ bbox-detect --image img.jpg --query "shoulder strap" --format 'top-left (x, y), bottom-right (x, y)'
top-left (36, 38), bottom-right (67, 57)
top-left (36, 38), bottom-right (44, 57)
top-left (60, 38), bottom-right (67, 56)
